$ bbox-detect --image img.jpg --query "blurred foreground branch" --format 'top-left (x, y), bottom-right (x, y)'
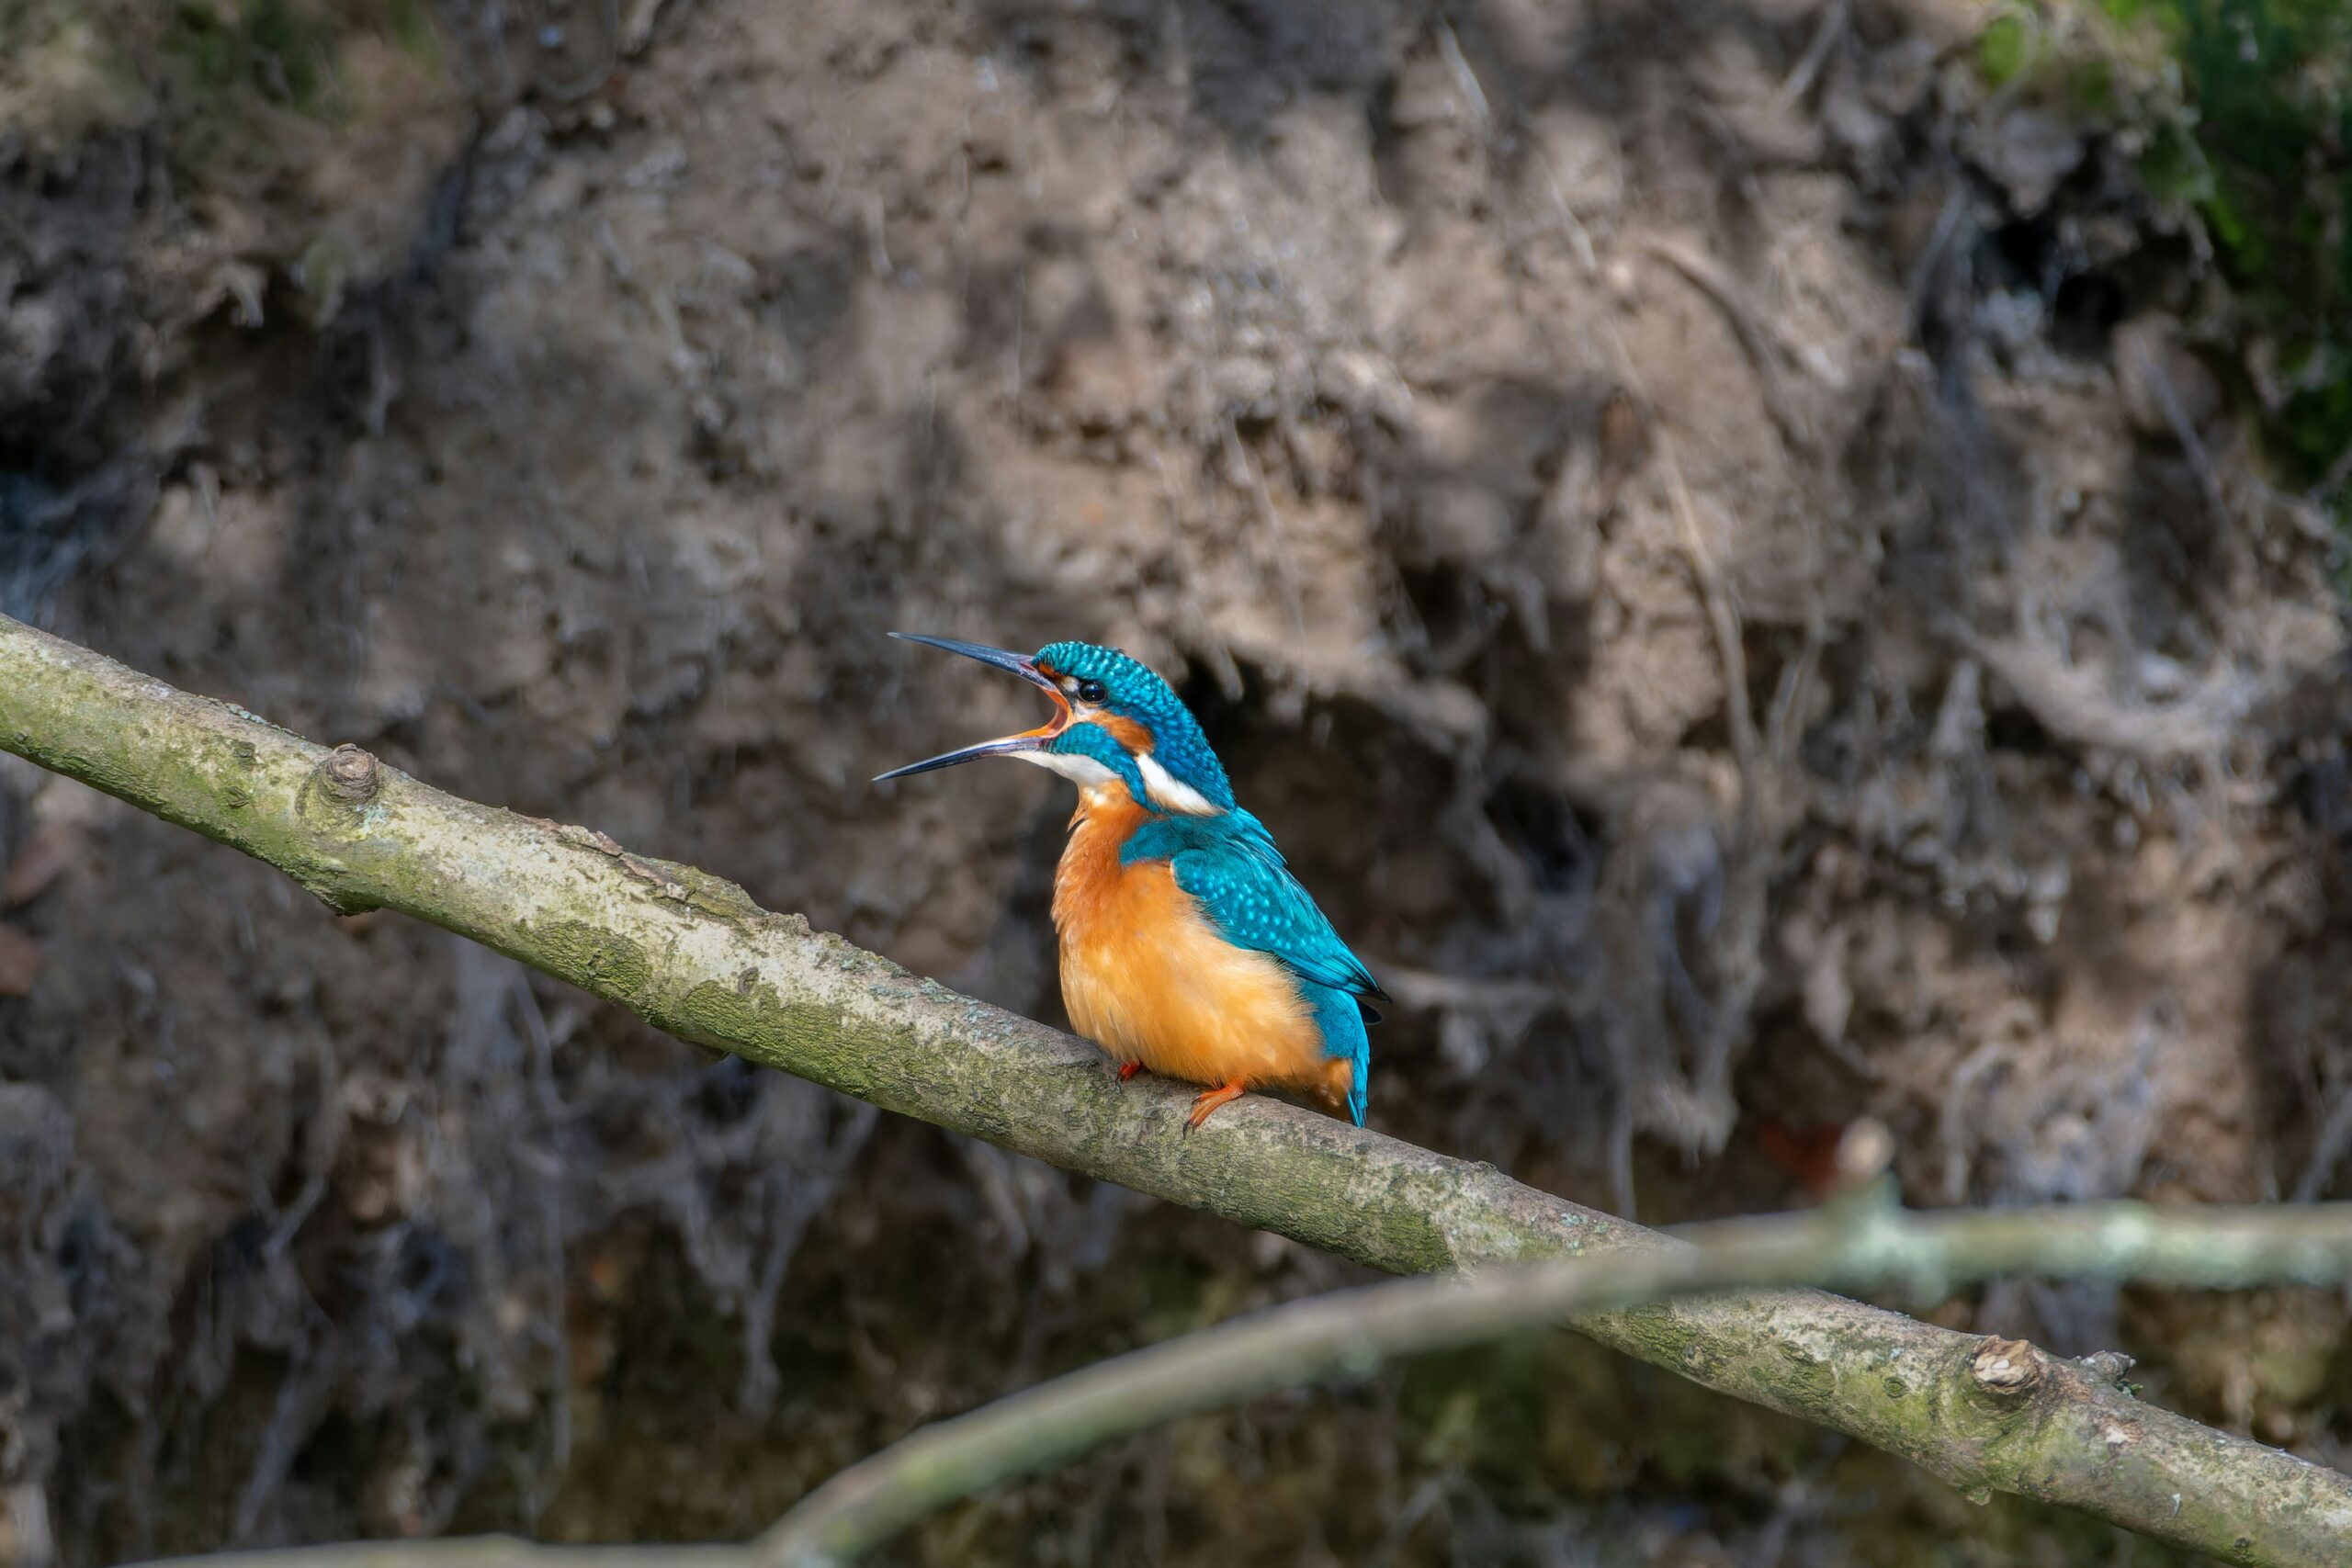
top-left (3, 612), bottom-right (2349, 1566)
top-left (767, 1195), bottom-right (2352, 1565)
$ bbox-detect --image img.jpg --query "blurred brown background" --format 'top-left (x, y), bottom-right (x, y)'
top-left (3, 0), bottom-right (2348, 1562)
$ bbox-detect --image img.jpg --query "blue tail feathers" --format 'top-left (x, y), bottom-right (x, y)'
top-left (1306, 981), bottom-right (1372, 1127)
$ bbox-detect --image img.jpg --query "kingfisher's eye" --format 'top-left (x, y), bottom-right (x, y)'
top-left (1076, 678), bottom-right (1108, 705)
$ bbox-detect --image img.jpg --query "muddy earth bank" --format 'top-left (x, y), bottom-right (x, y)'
top-left (3, 1), bottom-right (2348, 1562)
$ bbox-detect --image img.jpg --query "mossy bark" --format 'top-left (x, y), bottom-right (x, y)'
top-left (3, 612), bottom-right (2346, 1567)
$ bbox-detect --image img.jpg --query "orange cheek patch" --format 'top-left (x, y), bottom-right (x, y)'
top-left (1095, 714), bottom-right (1153, 752)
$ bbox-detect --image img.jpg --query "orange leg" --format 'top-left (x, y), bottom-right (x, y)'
top-left (1117, 1061), bottom-right (1145, 1082)
top-left (1184, 1081), bottom-right (1248, 1133)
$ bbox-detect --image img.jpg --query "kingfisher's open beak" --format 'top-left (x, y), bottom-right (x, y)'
top-left (874, 633), bottom-right (1073, 782)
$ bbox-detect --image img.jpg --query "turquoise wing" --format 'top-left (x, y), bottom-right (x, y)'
top-left (1133, 812), bottom-right (1385, 1002)
top-left (1124, 811), bottom-right (1383, 1126)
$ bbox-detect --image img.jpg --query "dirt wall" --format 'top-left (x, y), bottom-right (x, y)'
top-left (3, 1), bottom-right (2347, 1562)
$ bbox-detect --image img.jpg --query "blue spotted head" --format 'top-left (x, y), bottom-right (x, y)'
top-left (875, 635), bottom-right (1235, 815)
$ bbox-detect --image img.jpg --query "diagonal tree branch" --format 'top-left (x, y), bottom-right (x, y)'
top-left (3, 610), bottom-right (2348, 1565)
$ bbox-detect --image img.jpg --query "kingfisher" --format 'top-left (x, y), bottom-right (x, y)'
top-left (876, 635), bottom-right (1386, 1131)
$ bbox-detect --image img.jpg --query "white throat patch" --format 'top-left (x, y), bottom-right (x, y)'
top-left (1018, 750), bottom-right (1122, 787)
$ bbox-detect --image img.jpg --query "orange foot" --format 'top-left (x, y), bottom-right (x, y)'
top-left (1117, 1061), bottom-right (1144, 1082)
top-left (1184, 1081), bottom-right (1247, 1133)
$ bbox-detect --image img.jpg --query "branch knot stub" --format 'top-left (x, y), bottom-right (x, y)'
top-left (1970, 1337), bottom-right (2042, 1399)
top-left (320, 744), bottom-right (380, 805)
top-left (2077, 1348), bottom-right (2138, 1391)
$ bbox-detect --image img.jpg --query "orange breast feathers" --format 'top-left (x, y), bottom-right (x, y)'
top-left (1052, 785), bottom-right (1340, 1101)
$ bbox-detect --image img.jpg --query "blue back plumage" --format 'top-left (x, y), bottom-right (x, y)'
top-left (1125, 809), bottom-right (1384, 1125)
